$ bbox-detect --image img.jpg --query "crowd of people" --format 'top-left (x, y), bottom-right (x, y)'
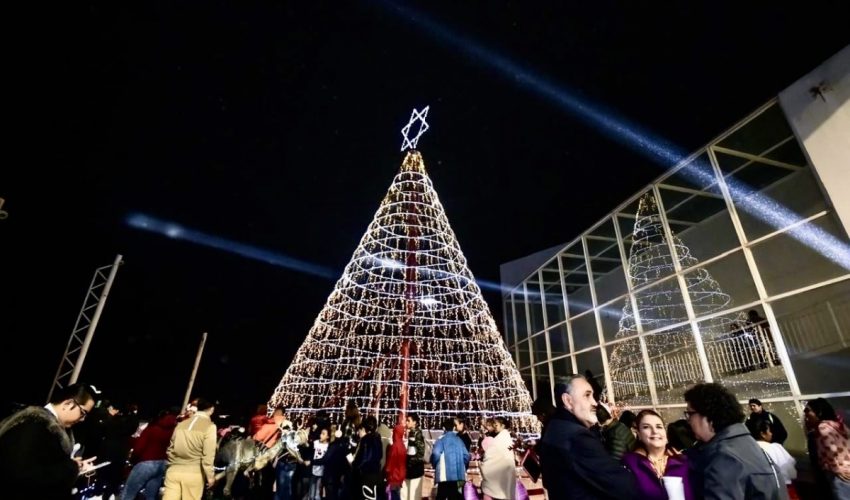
top-left (1, 379), bottom-right (849, 500)
top-left (537, 375), bottom-right (850, 500)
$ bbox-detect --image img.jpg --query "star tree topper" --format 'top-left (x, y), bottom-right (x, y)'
top-left (400, 106), bottom-right (430, 151)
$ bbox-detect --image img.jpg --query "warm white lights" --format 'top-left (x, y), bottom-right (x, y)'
top-left (269, 150), bottom-right (538, 434)
top-left (609, 194), bottom-right (783, 406)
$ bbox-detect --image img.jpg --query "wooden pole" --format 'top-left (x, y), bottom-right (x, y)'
top-left (182, 332), bottom-right (208, 410)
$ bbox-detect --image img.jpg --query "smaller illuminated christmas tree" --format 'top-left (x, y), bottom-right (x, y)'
top-left (609, 194), bottom-right (769, 405)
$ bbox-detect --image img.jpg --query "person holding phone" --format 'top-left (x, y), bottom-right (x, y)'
top-left (0, 383), bottom-right (97, 499)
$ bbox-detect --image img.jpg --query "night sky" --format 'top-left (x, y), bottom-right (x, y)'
top-left (2, 1), bottom-right (847, 418)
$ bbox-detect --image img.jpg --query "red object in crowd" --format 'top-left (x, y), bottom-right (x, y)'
top-left (131, 414), bottom-right (178, 463)
top-left (385, 424), bottom-right (407, 488)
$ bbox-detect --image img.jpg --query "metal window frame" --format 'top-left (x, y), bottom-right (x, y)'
top-left (651, 184), bottom-right (715, 383)
top-left (707, 146), bottom-right (803, 402)
top-left (582, 236), bottom-right (615, 404)
top-left (612, 212), bottom-right (660, 406)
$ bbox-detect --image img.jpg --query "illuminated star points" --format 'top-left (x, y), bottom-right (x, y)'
top-left (400, 106), bottom-right (430, 151)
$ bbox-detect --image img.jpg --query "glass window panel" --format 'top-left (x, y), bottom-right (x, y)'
top-left (513, 292), bottom-right (528, 341)
top-left (594, 266), bottom-right (628, 306)
top-left (659, 188), bottom-right (741, 264)
top-left (575, 348), bottom-right (605, 394)
top-left (551, 355), bottom-right (575, 380)
top-left (571, 312), bottom-right (600, 352)
top-left (540, 258), bottom-right (566, 326)
top-left (621, 193), bottom-right (677, 291)
top-left (716, 103), bottom-right (795, 156)
top-left (503, 298), bottom-right (515, 347)
top-left (617, 207), bottom-right (639, 248)
top-left (645, 325), bottom-right (705, 405)
top-left (589, 218), bottom-right (629, 306)
top-left (608, 337), bottom-right (652, 407)
top-left (730, 166), bottom-right (827, 242)
top-left (685, 251), bottom-right (759, 317)
top-left (525, 278), bottom-right (546, 335)
top-left (634, 277), bottom-right (688, 333)
top-left (561, 243), bottom-right (592, 317)
top-left (567, 281), bottom-right (594, 318)
top-left (658, 153), bottom-right (720, 193)
top-left (517, 340), bottom-right (530, 369)
top-left (761, 138), bottom-right (807, 166)
top-left (600, 302), bottom-right (627, 343)
top-left (752, 213), bottom-right (850, 296)
top-left (532, 331), bottom-right (548, 362)
top-left (771, 280), bottom-right (850, 395)
top-left (534, 363), bottom-right (550, 400)
top-left (699, 306), bottom-right (792, 400)
top-left (549, 323), bottom-right (569, 357)
top-left (544, 297), bottom-right (566, 328)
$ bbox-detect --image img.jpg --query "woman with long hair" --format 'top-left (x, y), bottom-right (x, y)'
top-left (621, 410), bottom-right (694, 500)
top-left (805, 398), bottom-right (850, 499)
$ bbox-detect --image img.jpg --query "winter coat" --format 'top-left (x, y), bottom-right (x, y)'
top-left (131, 413), bottom-right (177, 463)
top-left (538, 408), bottom-right (635, 500)
top-left (353, 432), bottom-right (383, 476)
top-left (431, 431), bottom-right (470, 483)
top-left (406, 426), bottom-right (426, 479)
top-left (689, 423), bottom-right (787, 500)
top-left (0, 406), bottom-right (79, 500)
top-left (603, 420), bottom-right (636, 460)
top-left (385, 424), bottom-right (407, 488)
top-left (622, 451), bottom-right (694, 500)
top-left (479, 429), bottom-right (516, 499)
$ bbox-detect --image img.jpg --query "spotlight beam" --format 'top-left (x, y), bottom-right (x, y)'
top-left (377, 0), bottom-right (850, 270)
top-left (126, 214), bottom-right (337, 279)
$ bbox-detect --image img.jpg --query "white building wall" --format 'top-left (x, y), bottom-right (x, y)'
top-left (779, 45), bottom-right (850, 236)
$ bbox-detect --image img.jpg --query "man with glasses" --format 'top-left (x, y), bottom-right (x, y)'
top-left (0, 383), bottom-right (97, 499)
top-left (684, 383), bottom-right (787, 499)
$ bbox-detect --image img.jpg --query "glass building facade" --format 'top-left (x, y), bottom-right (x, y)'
top-left (500, 96), bottom-right (850, 452)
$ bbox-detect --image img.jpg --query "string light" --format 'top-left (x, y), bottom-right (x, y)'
top-left (609, 194), bottom-right (784, 406)
top-left (268, 150), bottom-right (538, 434)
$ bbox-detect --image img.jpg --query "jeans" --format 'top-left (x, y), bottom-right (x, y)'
top-left (121, 459), bottom-right (166, 500)
top-left (829, 472), bottom-right (850, 500)
top-left (309, 475), bottom-right (322, 500)
top-left (274, 461), bottom-right (297, 500)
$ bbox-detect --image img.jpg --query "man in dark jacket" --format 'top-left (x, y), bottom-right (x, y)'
top-left (745, 398), bottom-right (788, 445)
top-left (0, 383), bottom-right (97, 500)
top-left (685, 383), bottom-right (787, 500)
top-left (538, 374), bottom-right (635, 499)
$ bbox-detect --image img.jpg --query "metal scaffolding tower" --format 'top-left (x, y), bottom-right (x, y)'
top-left (47, 254), bottom-right (123, 402)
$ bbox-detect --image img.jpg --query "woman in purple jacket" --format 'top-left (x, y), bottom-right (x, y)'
top-left (621, 410), bottom-right (695, 500)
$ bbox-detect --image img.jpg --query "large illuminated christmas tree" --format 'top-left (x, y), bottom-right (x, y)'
top-left (268, 108), bottom-right (537, 433)
top-left (609, 194), bottom-right (778, 406)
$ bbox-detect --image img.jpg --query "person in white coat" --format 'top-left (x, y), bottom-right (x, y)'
top-left (754, 420), bottom-right (797, 486)
top-left (479, 417), bottom-right (516, 500)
